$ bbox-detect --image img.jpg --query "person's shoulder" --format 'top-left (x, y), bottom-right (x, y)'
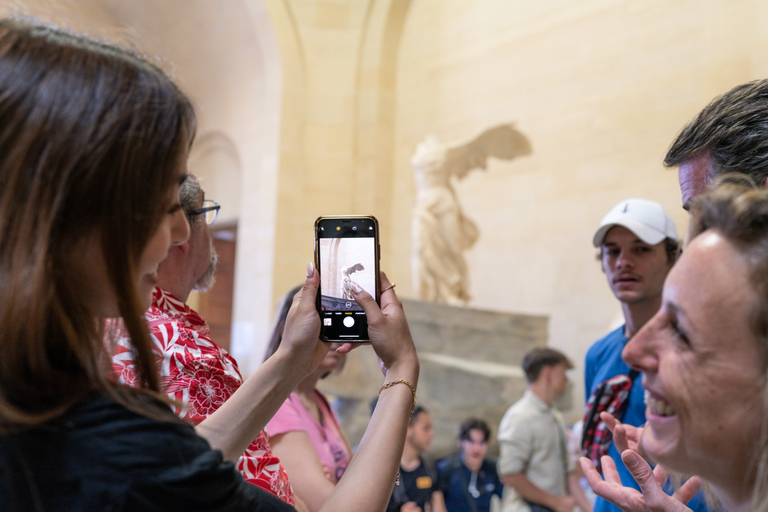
top-left (79, 396), bottom-right (290, 511)
top-left (498, 398), bottom-right (537, 439)
top-left (586, 325), bottom-right (626, 359)
top-left (436, 453), bottom-right (460, 472)
top-left (74, 393), bottom-right (206, 459)
top-left (500, 394), bottom-right (536, 421)
top-left (1, 393), bottom-right (220, 503)
top-left (480, 458), bottom-right (498, 472)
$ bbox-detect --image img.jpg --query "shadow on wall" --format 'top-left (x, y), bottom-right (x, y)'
top-left (189, 131), bottom-right (242, 225)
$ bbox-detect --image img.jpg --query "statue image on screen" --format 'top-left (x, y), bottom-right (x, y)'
top-left (411, 123), bottom-right (531, 306)
top-left (340, 263), bottom-right (364, 300)
top-left (319, 237), bottom-right (376, 312)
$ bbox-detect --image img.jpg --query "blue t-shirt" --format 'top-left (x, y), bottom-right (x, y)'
top-left (585, 326), bottom-right (710, 512)
top-left (437, 454), bottom-right (502, 512)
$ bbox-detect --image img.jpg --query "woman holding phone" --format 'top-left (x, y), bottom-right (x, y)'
top-left (0, 18), bottom-right (418, 512)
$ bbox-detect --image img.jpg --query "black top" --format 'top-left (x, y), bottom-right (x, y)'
top-left (387, 456), bottom-right (439, 512)
top-left (0, 393), bottom-right (295, 512)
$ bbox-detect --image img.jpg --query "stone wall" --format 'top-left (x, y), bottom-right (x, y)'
top-left (318, 298), bottom-right (548, 458)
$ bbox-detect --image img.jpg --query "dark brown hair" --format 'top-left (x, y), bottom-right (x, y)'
top-left (264, 285), bottom-right (303, 361)
top-left (458, 417), bottom-right (491, 443)
top-left (0, 19), bottom-right (196, 430)
top-left (664, 79), bottom-right (768, 188)
top-left (522, 347), bottom-right (573, 383)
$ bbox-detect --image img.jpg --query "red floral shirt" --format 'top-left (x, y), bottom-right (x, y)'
top-left (112, 287), bottom-right (295, 505)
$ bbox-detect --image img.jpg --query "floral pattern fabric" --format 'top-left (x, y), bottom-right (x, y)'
top-left (112, 287), bottom-right (295, 505)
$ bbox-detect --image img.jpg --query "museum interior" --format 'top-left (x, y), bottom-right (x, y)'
top-left (5, 0), bottom-right (764, 456)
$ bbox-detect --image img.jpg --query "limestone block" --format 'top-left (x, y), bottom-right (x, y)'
top-left (318, 298), bottom-right (548, 459)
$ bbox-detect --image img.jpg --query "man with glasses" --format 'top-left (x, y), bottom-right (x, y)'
top-left (111, 176), bottom-right (300, 507)
top-left (437, 418), bottom-right (503, 512)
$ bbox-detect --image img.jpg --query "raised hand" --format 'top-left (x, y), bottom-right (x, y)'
top-left (600, 412), bottom-right (643, 455)
top-left (579, 452), bottom-right (698, 512)
top-left (401, 502), bottom-right (422, 512)
top-left (349, 272), bottom-right (418, 378)
top-left (278, 263), bottom-right (329, 374)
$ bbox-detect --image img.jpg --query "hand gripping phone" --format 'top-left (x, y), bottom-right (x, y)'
top-left (314, 215), bottom-right (380, 342)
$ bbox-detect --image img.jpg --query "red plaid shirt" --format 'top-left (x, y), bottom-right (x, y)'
top-left (112, 287), bottom-right (295, 505)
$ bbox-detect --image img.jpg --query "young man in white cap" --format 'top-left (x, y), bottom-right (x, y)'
top-left (584, 198), bottom-right (680, 512)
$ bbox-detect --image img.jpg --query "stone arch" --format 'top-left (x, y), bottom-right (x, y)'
top-left (189, 131), bottom-right (243, 224)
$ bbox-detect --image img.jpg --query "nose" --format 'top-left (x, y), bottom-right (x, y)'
top-left (622, 314), bottom-right (660, 373)
top-left (616, 249), bottom-right (634, 270)
top-left (171, 208), bottom-right (190, 246)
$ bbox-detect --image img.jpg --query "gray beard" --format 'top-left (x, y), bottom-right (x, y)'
top-left (193, 244), bottom-right (219, 293)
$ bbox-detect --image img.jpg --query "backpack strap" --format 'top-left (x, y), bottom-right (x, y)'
top-left (581, 368), bottom-right (642, 471)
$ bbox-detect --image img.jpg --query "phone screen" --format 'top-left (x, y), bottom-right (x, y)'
top-left (315, 216), bottom-right (379, 342)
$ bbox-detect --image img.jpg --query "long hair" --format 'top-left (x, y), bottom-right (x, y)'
top-left (688, 175), bottom-right (768, 511)
top-left (0, 19), bottom-right (196, 430)
top-left (264, 285), bottom-right (303, 361)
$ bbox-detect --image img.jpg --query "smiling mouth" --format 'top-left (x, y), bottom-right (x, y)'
top-left (644, 390), bottom-right (676, 416)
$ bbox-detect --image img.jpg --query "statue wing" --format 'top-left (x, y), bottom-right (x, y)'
top-left (443, 123), bottom-right (532, 180)
top-left (347, 263), bottom-right (365, 274)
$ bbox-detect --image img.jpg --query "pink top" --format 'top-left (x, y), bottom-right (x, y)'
top-left (267, 391), bottom-right (352, 483)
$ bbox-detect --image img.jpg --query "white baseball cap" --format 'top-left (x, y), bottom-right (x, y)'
top-left (593, 198), bottom-right (679, 247)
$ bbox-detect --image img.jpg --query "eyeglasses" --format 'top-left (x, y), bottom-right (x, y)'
top-left (186, 199), bottom-right (220, 225)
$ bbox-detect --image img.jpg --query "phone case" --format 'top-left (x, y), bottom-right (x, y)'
top-left (314, 215), bottom-right (380, 342)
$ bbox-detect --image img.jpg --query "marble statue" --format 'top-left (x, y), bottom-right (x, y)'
top-left (411, 124), bottom-right (531, 305)
top-left (340, 263), bottom-right (364, 300)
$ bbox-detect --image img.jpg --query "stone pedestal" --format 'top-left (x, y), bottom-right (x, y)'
top-left (318, 298), bottom-right (548, 459)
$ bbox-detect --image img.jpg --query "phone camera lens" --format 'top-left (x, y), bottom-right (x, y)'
top-left (368, 226), bottom-right (373, 230)
top-left (352, 226), bottom-right (357, 231)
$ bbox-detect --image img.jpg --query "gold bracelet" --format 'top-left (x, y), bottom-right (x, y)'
top-left (378, 379), bottom-right (416, 420)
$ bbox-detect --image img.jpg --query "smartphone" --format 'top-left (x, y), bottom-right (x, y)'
top-left (314, 215), bottom-right (380, 342)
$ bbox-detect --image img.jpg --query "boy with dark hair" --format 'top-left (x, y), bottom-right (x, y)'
top-left (437, 418), bottom-right (503, 512)
top-left (387, 406), bottom-right (447, 512)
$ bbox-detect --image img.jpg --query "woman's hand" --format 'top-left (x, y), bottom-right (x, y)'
top-left (348, 272), bottom-right (418, 378)
top-left (601, 412), bottom-right (650, 461)
top-left (580, 453), bottom-right (699, 512)
top-left (277, 263), bottom-right (329, 374)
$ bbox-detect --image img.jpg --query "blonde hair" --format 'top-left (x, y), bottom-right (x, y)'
top-left (688, 175), bottom-right (768, 510)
